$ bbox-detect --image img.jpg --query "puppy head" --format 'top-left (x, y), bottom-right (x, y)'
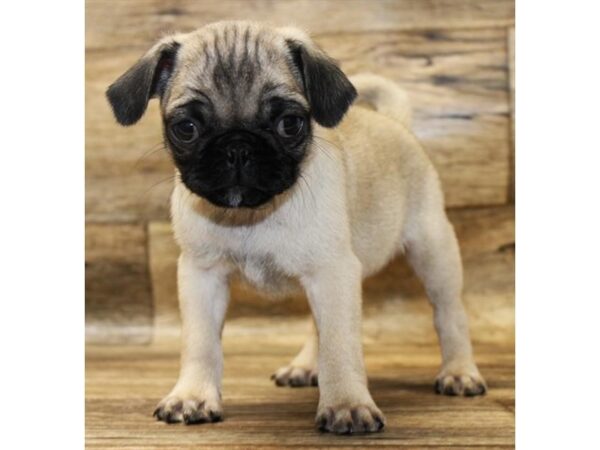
top-left (106, 21), bottom-right (356, 208)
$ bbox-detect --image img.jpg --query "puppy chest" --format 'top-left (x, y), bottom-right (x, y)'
top-left (233, 253), bottom-right (299, 295)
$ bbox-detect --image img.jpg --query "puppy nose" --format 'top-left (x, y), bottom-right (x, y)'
top-left (226, 144), bottom-right (250, 168)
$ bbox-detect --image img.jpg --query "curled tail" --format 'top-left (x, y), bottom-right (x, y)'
top-left (350, 73), bottom-right (412, 129)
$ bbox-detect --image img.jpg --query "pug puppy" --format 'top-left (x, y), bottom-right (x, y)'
top-left (106, 20), bottom-right (486, 434)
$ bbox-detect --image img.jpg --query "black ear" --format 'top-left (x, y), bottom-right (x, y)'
top-left (106, 41), bottom-right (180, 126)
top-left (286, 40), bottom-right (357, 128)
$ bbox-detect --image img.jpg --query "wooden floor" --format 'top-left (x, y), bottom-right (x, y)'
top-left (86, 333), bottom-right (514, 448)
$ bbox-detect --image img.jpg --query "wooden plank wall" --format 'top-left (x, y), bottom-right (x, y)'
top-left (85, 0), bottom-right (515, 343)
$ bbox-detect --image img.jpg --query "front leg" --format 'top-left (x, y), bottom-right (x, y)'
top-left (154, 253), bottom-right (230, 425)
top-left (301, 253), bottom-right (385, 434)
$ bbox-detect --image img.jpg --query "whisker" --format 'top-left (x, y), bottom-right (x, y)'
top-left (134, 141), bottom-right (168, 167)
top-left (139, 174), bottom-right (175, 199)
top-left (299, 173), bottom-right (316, 210)
top-left (311, 136), bottom-right (337, 162)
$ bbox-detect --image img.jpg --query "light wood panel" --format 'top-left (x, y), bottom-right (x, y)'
top-left (319, 28), bottom-right (511, 208)
top-left (86, 337), bottom-right (514, 447)
top-left (86, 223), bottom-right (153, 344)
top-left (87, 26), bottom-right (510, 221)
top-left (86, 0), bottom-right (514, 51)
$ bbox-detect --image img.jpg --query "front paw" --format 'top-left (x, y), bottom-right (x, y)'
top-left (316, 403), bottom-right (385, 434)
top-left (271, 365), bottom-right (318, 387)
top-left (153, 393), bottom-right (223, 425)
top-left (435, 366), bottom-right (487, 396)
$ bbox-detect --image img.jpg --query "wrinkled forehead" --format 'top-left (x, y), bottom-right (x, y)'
top-left (164, 23), bottom-right (307, 122)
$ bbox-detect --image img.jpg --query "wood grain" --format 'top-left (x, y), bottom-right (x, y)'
top-left (508, 27), bottom-right (515, 202)
top-left (87, 26), bottom-right (510, 221)
top-left (86, 337), bottom-right (514, 447)
top-left (86, 0), bottom-right (515, 51)
top-left (147, 206), bottom-right (514, 343)
top-left (86, 223), bottom-right (153, 344)
top-left (319, 28), bottom-right (511, 208)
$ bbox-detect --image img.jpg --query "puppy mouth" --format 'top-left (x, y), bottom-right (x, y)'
top-left (192, 184), bottom-right (277, 209)
top-left (223, 186), bottom-right (246, 208)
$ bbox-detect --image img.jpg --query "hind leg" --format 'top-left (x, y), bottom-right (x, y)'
top-left (404, 205), bottom-right (486, 396)
top-left (271, 318), bottom-right (318, 387)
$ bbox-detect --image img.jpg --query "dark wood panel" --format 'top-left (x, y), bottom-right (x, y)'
top-left (85, 223), bottom-right (153, 343)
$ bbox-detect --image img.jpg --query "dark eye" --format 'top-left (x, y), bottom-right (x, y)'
top-left (171, 119), bottom-right (199, 143)
top-left (276, 115), bottom-right (304, 138)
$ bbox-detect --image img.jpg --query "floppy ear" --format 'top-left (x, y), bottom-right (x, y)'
top-left (286, 40), bottom-right (357, 128)
top-left (106, 40), bottom-right (180, 126)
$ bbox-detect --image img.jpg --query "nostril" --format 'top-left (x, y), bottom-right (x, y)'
top-left (239, 148), bottom-right (249, 167)
top-left (226, 149), bottom-right (237, 166)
